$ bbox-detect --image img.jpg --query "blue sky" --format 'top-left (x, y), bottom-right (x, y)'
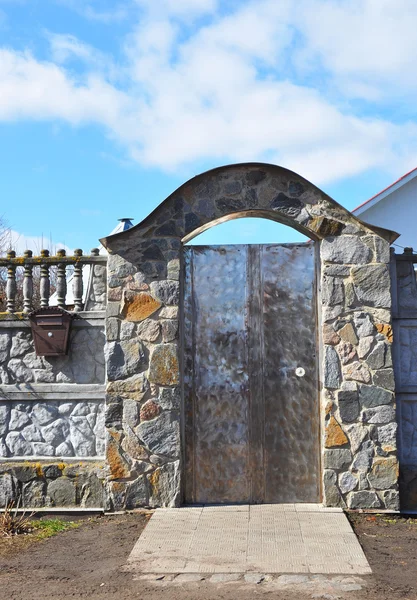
top-left (1, 0), bottom-right (417, 251)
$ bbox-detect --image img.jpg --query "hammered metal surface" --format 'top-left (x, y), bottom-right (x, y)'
top-left (261, 244), bottom-right (320, 502)
top-left (184, 246), bottom-right (250, 503)
top-left (183, 244), bottom-right (319, 504)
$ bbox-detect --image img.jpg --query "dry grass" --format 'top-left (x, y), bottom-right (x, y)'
top-left (0, 501), bottom-right (34, 538)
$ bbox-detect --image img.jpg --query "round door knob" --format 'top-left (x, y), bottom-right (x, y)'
top-left (295, 367), bottom-right (305, 377)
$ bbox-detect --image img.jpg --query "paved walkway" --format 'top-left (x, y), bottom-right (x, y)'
top-left (126, 504), bottom-right (371, 575)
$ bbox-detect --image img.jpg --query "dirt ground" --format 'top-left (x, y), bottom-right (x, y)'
top-left (0, 511), bottom-right (416, 600)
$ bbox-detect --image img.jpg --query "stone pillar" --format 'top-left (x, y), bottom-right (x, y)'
top-left (321, 234), bottom-right (399, 510)
top-left (104, 247), bottom-right (182, 510)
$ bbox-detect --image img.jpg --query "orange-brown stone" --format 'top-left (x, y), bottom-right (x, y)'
top-left (140, 400), bottom-right (161, 422)
top-left (325, 401), bottom-right (333, 415)
top-left (323, 324), bottom-right (340, 346)
top-left (121, 435), bottom-right (148, 460)
top-left (148, 344), bottom-right (179, 386)
top-left (122, 292), bottom-right (161, 322)
top-left (309, 216), bottom-right (344, 237)
top-left (376, 323), bottom-right (393, 343)
top-left (325, 416), bottom-right (348, 448)
top-left (107, 438), bottom-right (131, 480)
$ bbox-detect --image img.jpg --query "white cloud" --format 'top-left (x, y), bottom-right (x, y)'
top-left (296, 0), bottom-right (417, 100)
top-left (2, 230), bottom-right (71, 255)
top-left (133, 0), bottom-right (218, 18)
top-left (55, 0), bottom-right (129, 23)
top-left (1, 0), bottom-right (417, 185)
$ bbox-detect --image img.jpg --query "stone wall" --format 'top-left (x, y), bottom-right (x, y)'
top-left (392, 255), bottom-right (417, 510)
top-left (321, 236), bottom-right (399, 510)
top-left (0, 399), bottom-right (105, 458)
top-left (0, 309), bottom-right (106, 507)
top-left (0, 461), bottom-right (105, 508)
top-left (100, 163), bottom-right (399, 511)
top-left (0, 324), bottom-right (105, 384)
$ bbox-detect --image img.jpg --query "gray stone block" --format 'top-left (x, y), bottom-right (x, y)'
top-left (48, 477), bottom-right (76, 506)
top-left (338, 389), bottom-right (360, 423)
top-left (344, 423), bottom-right (368, 453)
top-left (0, 473), bottom-right (14, 507)
top-left (147, 460), bottom-right (181, 507)
top-left (366, 342), bottom-right (387, 370)
top-left (380, 489), bottom-right (400, 511)
top-left (367, 457), bottom-right (398, 490)
top-left (359, 385), bottom-right (393, 408)
top-left (137, 411), bottom-right (180, 458)
top-left (354, 313), bottom-right (375, 337)
top-left (158, 387), bottom-right (181, 411)
top-left (377, 422), bottom-right (397, 448)
top-left (125, 475), bottom-right (149, 509)
top-left (105, 340), bottom-right (146, 381)
top-left (373, 369), bottom-right (395, 391)
top-left (0, 331), bottom-right (11, 364)
top-left (5, 431), bottom-right (31, 455)
top-left (150, 280), bottom-right (179, 306)
top-left (338, 471), bottom-right (358, 494)
top-left (362, 405), bottom-right (396, 424)
top-left (323, 449), bottom-right (352, 470)
top-left (351, 264), bottom-right (391, 308)
top-left (323, 469), bottom-right (343, 506)
top-left (347, 491), bottom-right (380, 509)
top-left (32, 442), bottom-right (55, 456)
top-left (321, 236), bottom-right (372, 264)
top-left (324, 346), bottom-right (341, 389)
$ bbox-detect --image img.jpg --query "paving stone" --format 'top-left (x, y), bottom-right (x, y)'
top-left (277, 575), bottom-right (310, 585)
top-left (244, 574), bottom-right (265, 584)
top-left (126, 505), bottom-right (371, 575)
top-left (175, 574), bottom-right (205, 582)
top-left (210, 574), bottom-right (241, 583)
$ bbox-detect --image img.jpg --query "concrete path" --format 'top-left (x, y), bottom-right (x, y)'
top-left (126, 504), bottom-right (371, 575)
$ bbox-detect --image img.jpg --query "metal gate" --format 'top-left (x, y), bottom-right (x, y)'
top-left (183, 243), bottom-right (320, 504)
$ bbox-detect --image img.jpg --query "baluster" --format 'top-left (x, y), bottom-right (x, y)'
top-left (40, 249), bottom-right (50, 308)
top-left (56, 249), bottom-right (67, 309)
top-left (23, 250), bottom-right (33, 314)
top-left (73, 249), bottom-right (83, 312)
top-left (6, 251), bottom-right (16, 314)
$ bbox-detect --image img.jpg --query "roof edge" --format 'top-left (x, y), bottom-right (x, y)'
top-left (353, 166), bottom-right (417, 215)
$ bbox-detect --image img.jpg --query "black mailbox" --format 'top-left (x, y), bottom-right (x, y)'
top-left (29, 307), bottom-right (73, 356)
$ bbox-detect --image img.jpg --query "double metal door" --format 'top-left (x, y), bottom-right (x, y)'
top-left (183, 243), bottom-right (320, 504)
